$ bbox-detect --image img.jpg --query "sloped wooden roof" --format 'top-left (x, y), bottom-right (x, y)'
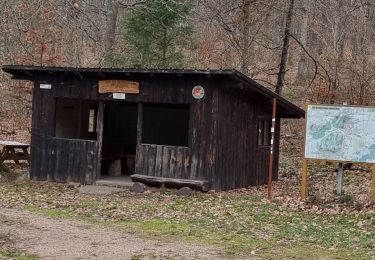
top-left (2, 65), bottom-right (304, 118)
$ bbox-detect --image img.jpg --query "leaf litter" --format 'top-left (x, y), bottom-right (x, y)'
top-left (0, 162), bottom-right (375, 258)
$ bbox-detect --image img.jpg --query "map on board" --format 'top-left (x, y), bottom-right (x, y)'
top-left (305, 105), bottom-right (375, 163)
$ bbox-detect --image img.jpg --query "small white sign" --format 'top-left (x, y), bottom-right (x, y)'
top-left (40, 83), bottom-right (52, 89)
top-left (113, 93), bottom-right (126, 100)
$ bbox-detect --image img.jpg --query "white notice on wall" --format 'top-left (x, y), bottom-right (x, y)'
top-left (40, 83), bottom-right (52, 89)
top-left (113, 93), bottom-right (126, 100)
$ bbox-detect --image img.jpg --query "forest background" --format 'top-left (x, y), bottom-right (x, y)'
top-left (0, 0), bottom-right (374, 156)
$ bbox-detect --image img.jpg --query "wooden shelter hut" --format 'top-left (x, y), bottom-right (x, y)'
top-left (2, 65), bottom-right (304, 191)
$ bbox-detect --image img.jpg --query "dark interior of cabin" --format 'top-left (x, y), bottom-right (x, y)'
top-left (142, 104), bottom-right (190, 147)
top-left (55, 98), bottom-right (98, 141)
top-left (55, 98), bottom-right (190, 179)
top-left (100, 103), bottom-right (190, 178)
top-left (101, 102), bottom-right (138, 177)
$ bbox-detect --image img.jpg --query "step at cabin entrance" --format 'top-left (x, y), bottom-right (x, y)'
top-left (101, 102), bottom-right (138, 179)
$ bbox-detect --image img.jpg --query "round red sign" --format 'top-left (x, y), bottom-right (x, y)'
top-left (192, 85), bottom-right (205, 99)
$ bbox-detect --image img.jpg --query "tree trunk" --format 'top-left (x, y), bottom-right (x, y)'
top-left (240, 0), bottom-right (251, 75)
top-left (275, 0), bottom-right (295, 95)
top-left (103, 0), bottom-right (119, 65)
top-left (297, 0), bottom-right (311, 80)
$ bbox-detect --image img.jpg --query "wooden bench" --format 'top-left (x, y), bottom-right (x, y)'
top-left (130, 174), bottom-right (210, 191)
top-left (0, 141), bottom-right (30, 164)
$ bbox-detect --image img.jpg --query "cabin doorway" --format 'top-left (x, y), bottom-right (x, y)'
top-left (100, 102), bottom-right (138, 181)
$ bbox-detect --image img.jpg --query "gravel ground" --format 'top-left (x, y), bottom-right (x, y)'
top-left (0, 208), bottom-right (233, 260)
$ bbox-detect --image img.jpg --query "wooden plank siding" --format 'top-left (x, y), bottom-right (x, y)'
top-left (214, 88), bottom-right (259, 190)
top-left (188, 84), bottom-right (219, 184)
top-left (49, 74), bottom-right (192, 104)
top-left (135, 144), bottom-right (190, 179)
top-left (30, 135), bottom-right (97, 184)
top-left (26, 72), bottom-right (282, 189)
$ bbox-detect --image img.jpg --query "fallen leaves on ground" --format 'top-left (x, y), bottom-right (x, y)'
top-left (1, 162), bottom-right (375, 258)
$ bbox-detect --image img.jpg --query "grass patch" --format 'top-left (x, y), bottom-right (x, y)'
top-left (0, 250), bottom-right (38, 260)
top-left (1, 179), bottom-right (375, 259)
top-left (123, 219), bottom-right (193, 236)
top-left (24, 206), bottom-right (73, 219)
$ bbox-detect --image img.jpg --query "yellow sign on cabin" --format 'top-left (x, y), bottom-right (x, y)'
top-left (98, 80), bottom-right (140, 94)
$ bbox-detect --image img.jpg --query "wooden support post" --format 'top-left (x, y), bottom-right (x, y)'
top-left (301, 158), bottom-right (308, 200)
top-left (337, 162), bottom-right (344, 195)
top-left (371, 165), bottom-right (375, 205)
top-left (267, 98), bottom-right (277, 200)
top-left (96, 101), bottom-right (105, 181)
top-left (77, 100), bottom-right (83, 139)
top-left (137, 103), bottom-right (143, 145)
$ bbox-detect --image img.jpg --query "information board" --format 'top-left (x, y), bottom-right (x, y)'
top-left (305, 104), bottom-right (375, 163)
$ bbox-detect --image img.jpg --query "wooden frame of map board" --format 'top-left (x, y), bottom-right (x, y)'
top-left (301, 105), bottom-right (375, 204)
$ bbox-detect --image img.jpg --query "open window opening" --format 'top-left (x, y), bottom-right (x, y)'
top-left (257, 118), bottom-right (271, 146)
top-left (142, 104), bottom-right (190, 147)
top-left (55, 98), bottom-right (98, 140)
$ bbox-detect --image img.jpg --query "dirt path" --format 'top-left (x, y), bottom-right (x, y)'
top-left (0, 208), bottom-right (231, 260)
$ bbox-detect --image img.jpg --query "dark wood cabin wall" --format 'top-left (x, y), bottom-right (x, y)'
top-left (31, 136), bottom-right (97, 184)
top-left (254, 103), bottom-right (269, 186)
top-left (214, 88), bottom-right (257, 190)
top-left (256, 102), bottom-right (280, 185)
top-left (188, 82), bottom-right (219, 187)
top-left (51, 74), bottom-right (191, 104)
top-left (30, 78), bottom-right (98, 184)
top-left (133, 76), bottom-right (218, 187)
top-left (272, 118), bottom-right (281, 181)
top-left (254, 103), bottom-right (278, 183)
top-left (30, 80), bottom-right (56, 180)
top-left (31, 73), bottom-right (199, 184)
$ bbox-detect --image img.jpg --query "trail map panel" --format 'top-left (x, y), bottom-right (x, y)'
top-left (305, 105), bottom-right (375, 163)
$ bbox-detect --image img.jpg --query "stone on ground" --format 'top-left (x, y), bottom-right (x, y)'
top-left (131, 182), bottom-right (146, 193)
top-left (177, 187), bottom-right (193, 197)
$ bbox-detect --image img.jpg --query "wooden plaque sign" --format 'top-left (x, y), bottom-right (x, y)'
top-left (98, 80), bottom-right (140, 94)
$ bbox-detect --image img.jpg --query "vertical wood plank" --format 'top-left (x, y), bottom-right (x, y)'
top-left (147, 145), bottom-right (156, 177)
top-left (143, 145), bottom-right (150, 176)
top-left (161, 146), bottom-right (170, 177)
top-left (176, 147), bottom-right (184, 179)
top-left (135, 144), bottom-right (143, 175)
top-left (86, 143), bottom-right (94, 185)
top-left (169, 147), bottom-right (177, 178)
top-left (155, 145), bottom-right (163, 177)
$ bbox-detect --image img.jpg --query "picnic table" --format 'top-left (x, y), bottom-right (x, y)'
top-left (0, 141), bottom-right (30, 164)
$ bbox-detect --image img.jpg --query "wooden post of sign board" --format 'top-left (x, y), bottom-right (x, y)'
top-left (301, 158), bottom-right (308, 200)
top-left (337, 162), bottom-right (344, 195)
top-left (371, 165), bottom-right (375, 204)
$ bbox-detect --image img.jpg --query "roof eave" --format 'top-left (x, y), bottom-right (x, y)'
top-left (232, 71), bottom-right (305, 118)
top-left (2, 65), bottom-right (305, 118)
